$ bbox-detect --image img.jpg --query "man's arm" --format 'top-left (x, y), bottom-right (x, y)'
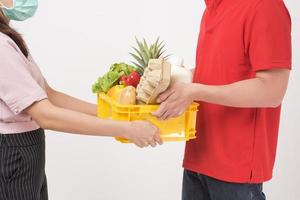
top-left (46, 83), bottom-right (97, 116)
top-left (154, 69), bottom-right (290, 120)
top-left (190, 69), bottom-right (290, 107)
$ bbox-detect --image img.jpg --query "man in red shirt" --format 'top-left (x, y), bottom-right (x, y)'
top-left (154, 0), bottom-right (291, 199)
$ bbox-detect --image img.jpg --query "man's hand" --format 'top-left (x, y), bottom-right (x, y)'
top-left (153, 83), bottom-right (194, 120)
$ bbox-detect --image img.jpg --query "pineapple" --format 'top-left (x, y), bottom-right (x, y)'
top-left (130, 37), bottom-right (169, 74)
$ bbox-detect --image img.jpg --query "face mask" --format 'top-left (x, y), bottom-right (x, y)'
top-left (0, 0), bottom-right (38, 21)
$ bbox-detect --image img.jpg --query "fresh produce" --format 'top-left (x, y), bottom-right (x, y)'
top-left (107, 85), bottom-right (125, 100)
top-left (92, 63), bottom-right (136, 93)
top-left (117, 86), bottom-right (136, 105)
top-left (110, 63), bottom-right (135, 75)
top-left (130, 37), bottom-right (169, 75)
top-left (92, 37), bottom-right (173, 106)
top-left (120, 71), bottom-right (141, 87)
top-left (107, 85), bottom-right (136, 105)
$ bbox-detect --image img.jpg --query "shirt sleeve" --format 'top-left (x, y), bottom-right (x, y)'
top-left (0, 40), bottom-right (47, 115)
top-left (247, 0), bottom-right (292, 71)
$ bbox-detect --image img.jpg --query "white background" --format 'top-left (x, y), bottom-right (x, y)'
top-left (12, 0), bottom-right (299, 199)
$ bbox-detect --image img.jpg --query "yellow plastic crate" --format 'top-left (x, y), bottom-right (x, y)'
top-left (97, 93), bottom-right (199, 143)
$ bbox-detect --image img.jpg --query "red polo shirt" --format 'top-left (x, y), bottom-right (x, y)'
top-left (183, 0), bottom-right (291, 183)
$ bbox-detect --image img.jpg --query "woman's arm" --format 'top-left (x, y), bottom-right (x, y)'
top-left (46, 83), bottom-right (97, 116)
top-left (25, 99), bottom-right (162, 147)
top-left (154, 69), bottom-right (290, 120)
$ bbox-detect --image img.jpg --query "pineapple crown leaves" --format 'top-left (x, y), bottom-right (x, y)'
top-left (130, 37), bottom-right (170, 71)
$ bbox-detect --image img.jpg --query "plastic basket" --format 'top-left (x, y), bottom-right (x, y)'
top-left (97, 93), bottom-right (198, 143)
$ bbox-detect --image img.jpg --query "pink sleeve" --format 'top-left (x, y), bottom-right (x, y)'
top-left (0, 40), bottom-right (47, 115)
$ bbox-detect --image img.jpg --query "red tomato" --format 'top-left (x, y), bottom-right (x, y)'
top-left (119, 71), bottom-right (141, 88)
top-left (129, 71), bottom-right (141, 87)
top-left (120, 75), bottom-right (127, 84)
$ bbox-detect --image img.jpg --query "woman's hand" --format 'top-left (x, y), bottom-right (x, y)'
top-left (153, 83), bottom-right (195, 120)
top-left (123, 121), bottom-right (163, 148)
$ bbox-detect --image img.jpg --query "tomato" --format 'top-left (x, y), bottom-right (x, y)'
top-left (129, 71), bottom-right (141, 87)
top-left (119, 71), bottom-right (141, 88)
top-left (120, 75), bottom-right (127, 85)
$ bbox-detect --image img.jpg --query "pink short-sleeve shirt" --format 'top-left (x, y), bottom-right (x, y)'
top-left (0, 32), bottom-right (48, 134)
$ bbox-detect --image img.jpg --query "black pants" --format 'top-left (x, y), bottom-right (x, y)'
top-left (182, 170), bottom-right (266, 200)
top-left (0, 129), bottom-right (48, 200)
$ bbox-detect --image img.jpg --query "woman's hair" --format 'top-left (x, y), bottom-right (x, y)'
top-left (0, 9), bottom-right (29, 57)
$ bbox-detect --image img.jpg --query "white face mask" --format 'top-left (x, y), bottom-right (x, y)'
top-left (0, 0), bottom-right (38, 21)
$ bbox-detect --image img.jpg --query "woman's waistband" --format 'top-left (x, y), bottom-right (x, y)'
top-left (0, 128), bottom-right (45, 147)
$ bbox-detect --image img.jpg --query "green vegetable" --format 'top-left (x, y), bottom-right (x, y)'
top-left (92, 63), bottom-right (137, 93)
top-left (110, 63), bottom-right (135, 76)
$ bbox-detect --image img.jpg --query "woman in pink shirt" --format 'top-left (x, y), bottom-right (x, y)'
top-left (0, 0), bottom-right (162, 199)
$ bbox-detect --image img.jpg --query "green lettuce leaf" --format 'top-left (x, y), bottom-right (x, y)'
top-left (92, 63), bottom-right (137, 93)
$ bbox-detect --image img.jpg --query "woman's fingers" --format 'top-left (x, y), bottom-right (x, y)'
top-left (134, 141), bottom-right (144, 148)
top-left (138, 137), bottom-right (161, 148)
top-left (149, 140), bottom-right (157, 147)
top-left (155, 134), bottom-right (163, 145)
top-left (130, 121), bottom-right (163, 148)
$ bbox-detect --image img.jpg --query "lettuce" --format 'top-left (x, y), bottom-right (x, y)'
top-left (92, 63), bottom-right (136, 93)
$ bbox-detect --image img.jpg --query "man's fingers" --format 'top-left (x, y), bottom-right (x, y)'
top-left (160, 110), bottom-right (171, 121)
top-left (156, 88), bottom-right (174, 103)
top-left (158, 110), bottom-right (169, 121)
top-left (170, 109), bottom-right (184, 119)
top-left (178, 109), bottom-right (185, 117)
top-left (153, 102), bottom-right (168, 117)
top-left (166, 106), bottom-right (187, 120)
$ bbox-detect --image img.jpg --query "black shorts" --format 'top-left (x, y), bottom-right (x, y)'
top-left (0, 129), bottom-right (48, 200)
